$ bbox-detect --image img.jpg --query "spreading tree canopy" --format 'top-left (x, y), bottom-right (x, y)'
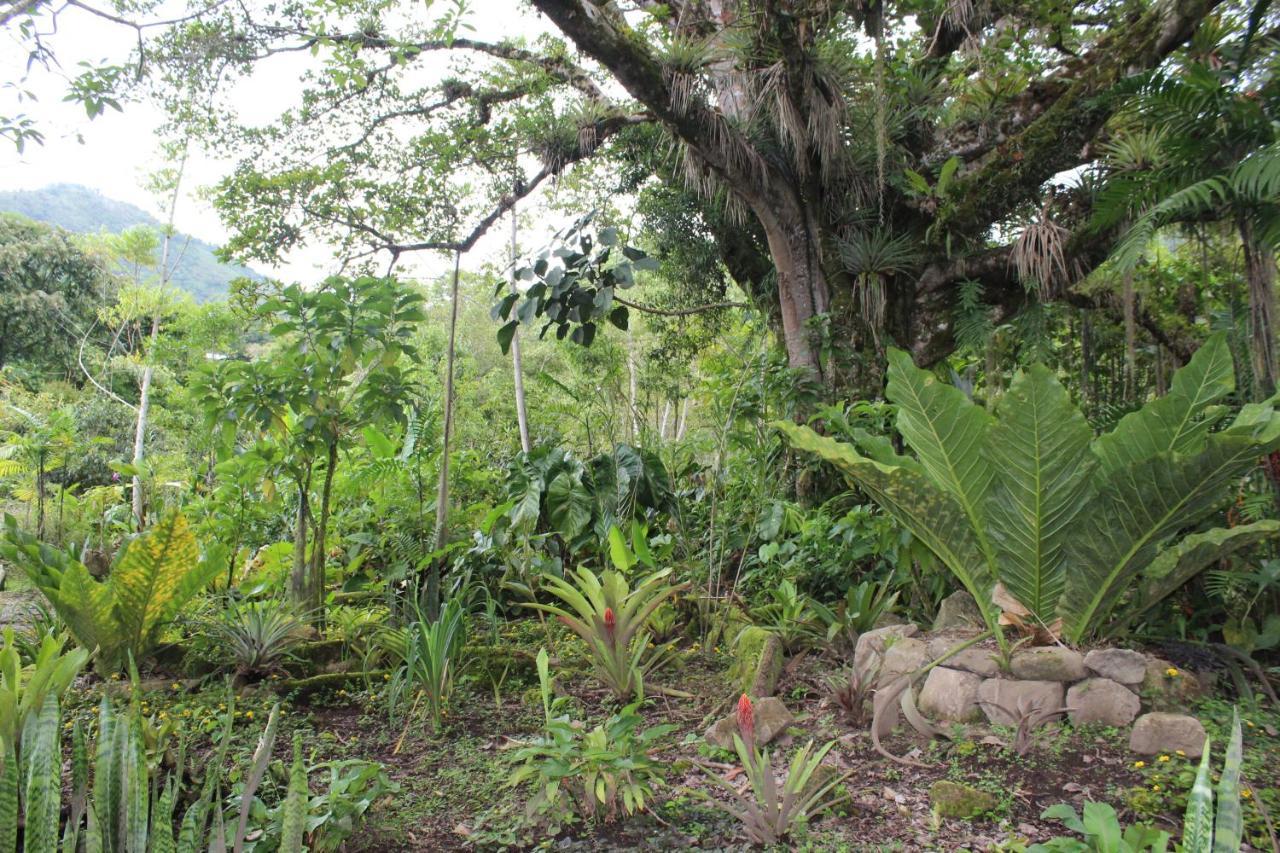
top-left (19, 0), bottom-right (1256, 389)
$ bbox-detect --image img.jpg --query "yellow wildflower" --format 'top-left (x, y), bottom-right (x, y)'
top-left (1158, 755), bottom-right (1170, 762)
top-left (1175, 750), bottom-right (1186, 757)
top-left (244, 710), bottom-right (254, 720)
top-left (1165, 667), bottom-right (1179, 677)
top-left (1243, 789), bottom-right (1253, 799)
top-left (1134, 761), bottom-right (1146, 768)
top-left (1245, 720), bottom-right (1255, 728)
top-left (1152, 784), bottom-right (1161, 791)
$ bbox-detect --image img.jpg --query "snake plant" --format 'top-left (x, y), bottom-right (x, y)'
top-left (778, 335), bottom-right (1280, 645)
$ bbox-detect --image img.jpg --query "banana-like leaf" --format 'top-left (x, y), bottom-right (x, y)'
top-left (1092, 334), bottom-right (1234, 473)
top-left (984, 365), bottom-right (1094, 621)
top-left (1063, 430), bottom-right (1280, 642)
top-left (886, 349), bottom-right (995, 551)
top-left (775, 422), bottom-right (997, 629)
top-left (1107, 521), bottom-right (1280, 637)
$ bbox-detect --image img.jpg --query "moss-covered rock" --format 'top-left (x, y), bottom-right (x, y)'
top-left (730, 626), bottom-right (783, 697)
top-left (929, 780), bottom-right (997, 819)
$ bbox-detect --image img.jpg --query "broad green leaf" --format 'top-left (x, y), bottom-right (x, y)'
top-left (985, 365), bottom-right (1094, 621)
top-left (1092, 334), bottom-right (1234, 473)
top-left (110, 513), bottom-right (210, 663)
top-left (1062, 431), bottom-right (1280, 642)
top-left (775, 422), bottom-right (997, 630)
top-left (1109, 521), bottom-right (1280, 638)
top-left (546, 471), bottom-right (592, 541)
top-left (886, 348), bottom-right (995, 556)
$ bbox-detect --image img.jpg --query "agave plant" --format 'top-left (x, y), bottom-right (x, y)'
top-left (778, 335), bottom-right (1280, 646)
top-left (0, 512), bottom-right (224, 673)
top-left (526, 567), bottom-right (687, 702)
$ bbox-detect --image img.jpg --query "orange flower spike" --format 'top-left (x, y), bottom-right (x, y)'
top-left (603, 607), bottom-right (616, 639)
top-left (737, 693), bottom-right (755, 745)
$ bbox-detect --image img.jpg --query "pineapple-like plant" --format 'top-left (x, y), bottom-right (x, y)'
top-left (0, 512), bottom-right (223, 673)
top-left (778, 335), bottom-right (1280, 646)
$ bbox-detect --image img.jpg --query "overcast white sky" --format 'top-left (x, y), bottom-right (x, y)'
top-left (0, 0), bottom-right (571, 284)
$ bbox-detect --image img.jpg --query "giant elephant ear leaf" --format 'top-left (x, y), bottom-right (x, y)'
top-left (1092, 333), bottom-right (1234, 473)
top-left (984, 365), bottom-right (1094, 623)
top-left (885, 348), bottom-right (995, 556)
top-left (774, 421), bottom-right (998, 630)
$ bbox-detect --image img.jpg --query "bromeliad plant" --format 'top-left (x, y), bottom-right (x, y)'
top-left (527, 567), bottom-right (686, 702)
top-left (0, 512), bottom-right (224, 672)
top-left (701, 695), bottom-right (850, 845)
top-left (507, 649), bottom-right (673, 833)
top-left (778, 335), bottom-right (1280, 646)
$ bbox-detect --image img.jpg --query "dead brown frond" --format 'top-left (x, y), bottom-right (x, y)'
top-left (1010, 199), bottom-right (1073, 301)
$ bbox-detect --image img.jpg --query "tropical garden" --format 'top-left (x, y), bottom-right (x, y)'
top-left (1, 0), bottom-right (1280, 848)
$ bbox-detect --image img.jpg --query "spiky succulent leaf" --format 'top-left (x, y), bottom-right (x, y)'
top-left (1213, 710), bottom-right (1244, 852)
top-left (1183, 739), bottom-right (1214, 853)
top-left (22, 693), bottom-right (60, 853)
top-left (984, 365), bottom-right (1094, 621)
top-left (0, 740), bottom-right (17, 853)
top-left (278, 733), bottom-right (308, 853)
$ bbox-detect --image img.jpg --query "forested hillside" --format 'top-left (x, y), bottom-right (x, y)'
top-left (0, 183), bottom-right (258, 301)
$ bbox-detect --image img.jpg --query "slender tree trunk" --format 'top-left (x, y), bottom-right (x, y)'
top-left (626, 329), bottom-right (640, 442)
top-left (1240, 218), bottom-right (1278, 399)
top-left (290, 473), bottom-right (311, 603)
top-left (510, 203), bottom-right (531, 453)
top-left (759, 212), bottom-right (826, 380)
top-left (676, 398), bottom-right (690, 441)
top-left (309, 441), bottom-right (338, 618)
top-left (429, 252), bottom-right (462, 621)
top-left (1080, 309), bottom-right (1092, 410)
top-left (130, 316), bottom-right (159, 529)
top-left (35, 454), bottom-right (45, 539)
top-left (658, 400), bottom-right (671, 440)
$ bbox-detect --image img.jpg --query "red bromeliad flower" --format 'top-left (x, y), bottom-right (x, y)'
top-left (737, 693), bottom-right (754, 743)
top-left (603, 606), bottom-right (616, 639)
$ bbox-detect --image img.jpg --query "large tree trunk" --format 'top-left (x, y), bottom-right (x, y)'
top-left (758, 207), bottom-right (826, 378)
top-left (1241, 218), bottom-right (1278, 399)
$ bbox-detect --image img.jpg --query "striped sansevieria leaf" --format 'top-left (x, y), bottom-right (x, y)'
top-left (21, 693), bottom-right (60, 853)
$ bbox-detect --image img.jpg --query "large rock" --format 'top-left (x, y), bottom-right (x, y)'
top-left (977, 679), bottom-right (1066, 726)
top-left (730, 627), bottom-right (784, 697)
top-left (918, 667), bottom-right (983, 722)
top-left (927, 634), bottom-right (1000, 678)
top-left (705, 696), bottom-right (795, 749)
top-left (1141, 657), bottom-right (1206, 708)
top-left (1066, 678), bottom-right (1141, 727)
top-left (933, 590), bottom-right (986, 632)
top-left (878, 637), bottom-right (929, 687)
top-left (854, 623), bottom-right (920, 673)
top-left (1130, 712), bottom-right (1206, 758)
top-left (1084, 649), bottom-right (1146, 686)
top-left (929, 780), bottom-right (997, 819)
top-left (1010, 647), bottom-right (1086, 682)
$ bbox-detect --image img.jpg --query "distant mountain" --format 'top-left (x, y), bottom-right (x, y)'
top-left (0, 183), bottom-right (261, 302)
